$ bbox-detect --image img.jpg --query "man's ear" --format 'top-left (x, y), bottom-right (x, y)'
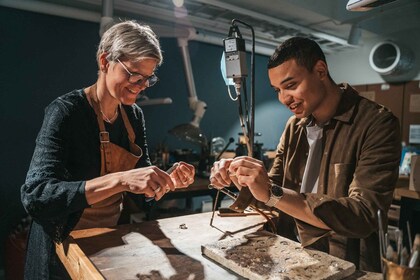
top-left (314, 60), bottom-right (328, 80)
top-left (99, 52), bottom-right (109, 73)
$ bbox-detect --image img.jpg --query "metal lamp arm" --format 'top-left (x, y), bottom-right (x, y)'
top-left (189, 97), bottom-right (207, 127)
top-left (178, 37), bottom-right (207, 128)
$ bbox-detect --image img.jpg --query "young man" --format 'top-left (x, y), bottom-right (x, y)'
top-left (210, 37), bottom-right (401, 272)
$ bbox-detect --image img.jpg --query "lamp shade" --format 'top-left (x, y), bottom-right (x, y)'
top-left (169, 123), bottom-right (207, 146)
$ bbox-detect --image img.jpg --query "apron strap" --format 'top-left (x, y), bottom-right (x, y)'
top-left (120, 105), bottom-right (143, 159)
top-left (85, 84), bottom-right (142, 174)
top-left (119, 105), bottom-right (136, 144)
top-left (86, 84), bottom-right (111, 174)
top-left (86, 84), bottom-right (108, 134)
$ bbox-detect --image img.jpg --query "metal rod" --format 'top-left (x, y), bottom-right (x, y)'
top-left (208, 185), bottom-right (276, 233)
top-left (232, 19), bottom-right (255, 158)
top-left (407, 221), bottom-right (413, 253)
top-left (209, 189), bottom-right (221, 227)
top-left (102, 0), bottom-right (113, 17)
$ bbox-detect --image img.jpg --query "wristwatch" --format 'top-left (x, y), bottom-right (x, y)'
top-left (265, 183), bottom-right (284, 207)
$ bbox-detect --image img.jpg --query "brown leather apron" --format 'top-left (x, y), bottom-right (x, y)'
top-left (75, 84), bottom-right (143, 230)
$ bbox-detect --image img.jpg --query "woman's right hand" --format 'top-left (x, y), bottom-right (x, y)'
top-left (120, 166), bottom-right (174, 201)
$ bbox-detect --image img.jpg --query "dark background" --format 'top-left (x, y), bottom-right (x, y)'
top-left (0, 6), bottom-right (291, 271)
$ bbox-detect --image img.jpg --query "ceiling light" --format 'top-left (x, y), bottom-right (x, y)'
top-left (172, 0), bottom-right (184, 8)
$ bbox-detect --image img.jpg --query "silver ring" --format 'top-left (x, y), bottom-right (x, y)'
top-left (154, 186), bottom-right (162, 193)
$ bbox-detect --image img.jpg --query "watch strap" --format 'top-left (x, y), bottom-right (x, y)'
top-left (265, 196), bottom-right (279, 207)
top-left (265, 183), bottom-right (283, 207)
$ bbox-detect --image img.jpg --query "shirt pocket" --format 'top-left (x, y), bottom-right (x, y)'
top-left (332, 163), bottom-right (354, 197)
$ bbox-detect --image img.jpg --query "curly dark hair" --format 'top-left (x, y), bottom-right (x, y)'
top-left (268, 37), bottom-right (328, 72)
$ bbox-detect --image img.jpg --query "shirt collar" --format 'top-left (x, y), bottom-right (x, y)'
top-left (297, 83), bottom-right (359, 126)
top-left (331, 83), bottom-right (359, 124)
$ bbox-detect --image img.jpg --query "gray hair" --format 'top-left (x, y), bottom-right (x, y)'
top-left (97, 20), bottom-right (163, 65)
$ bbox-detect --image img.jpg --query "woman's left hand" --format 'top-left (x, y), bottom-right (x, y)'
top-left (168, 161), bottom-right (195, 189)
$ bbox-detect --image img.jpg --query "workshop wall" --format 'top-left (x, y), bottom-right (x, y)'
top-left (0, 6), bottom-right (289, 272)
top-left (0, 7), bottom-right (97, 273)
top-left (142, 39), bottom-right (291, 153)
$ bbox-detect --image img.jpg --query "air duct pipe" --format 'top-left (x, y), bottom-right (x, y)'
top-left (369, 41), bottom-right (416, 82)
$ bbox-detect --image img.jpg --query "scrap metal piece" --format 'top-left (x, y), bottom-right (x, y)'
top-left (228, 187), bottom-right (254, 213)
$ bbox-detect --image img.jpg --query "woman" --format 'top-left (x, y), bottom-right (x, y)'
top-left (21, 20), bottom-right (195, 279)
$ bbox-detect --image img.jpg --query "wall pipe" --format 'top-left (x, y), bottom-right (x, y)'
top-left (100, 0), bottom-right (114, 36)
top-left (0, 0), bottom-right (100, 22)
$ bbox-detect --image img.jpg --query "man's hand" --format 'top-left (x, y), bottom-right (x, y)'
top-left (209, 158), bottom-right (234, 189)
top-left (228, 156), bottom-right (271, 203)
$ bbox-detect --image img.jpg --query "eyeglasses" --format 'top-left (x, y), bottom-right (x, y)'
top-left (116, 58), bottom-right (159, 87)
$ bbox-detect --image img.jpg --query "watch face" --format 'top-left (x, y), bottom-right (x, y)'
top-left (271, 184), bottom-right (283, 197)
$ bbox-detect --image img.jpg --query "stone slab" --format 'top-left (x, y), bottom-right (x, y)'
top-left (202, 231), bottom-right (356, 280)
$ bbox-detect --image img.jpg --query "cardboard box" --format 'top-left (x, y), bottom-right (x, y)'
top-left (410, 155), bottom-right (420, 191)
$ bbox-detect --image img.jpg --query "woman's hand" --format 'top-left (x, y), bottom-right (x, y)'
top-left (120, 166), bottom-right (174, 201)
top-left (169, 161), bottom-right (195, 189)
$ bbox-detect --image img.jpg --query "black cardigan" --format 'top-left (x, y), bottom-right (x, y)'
top-left (21, 89), bottom-right (151, 279)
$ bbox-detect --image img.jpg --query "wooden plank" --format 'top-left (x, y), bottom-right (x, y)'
top-left (56, 236), bottom-right (104, 280)
top-left (66, 212), bottom-right (267, 279)
top-left (342, 271), bottom-right (382, 280)
top-left (202, 231), bottom-right (356, 280)
top-left (394, 187), bottom-right (420, 201)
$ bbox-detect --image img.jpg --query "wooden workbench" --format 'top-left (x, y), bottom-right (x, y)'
top-left (56, 212), bottom-right (381, 280)
top-left (56, 212), bottom-right (267, 279)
